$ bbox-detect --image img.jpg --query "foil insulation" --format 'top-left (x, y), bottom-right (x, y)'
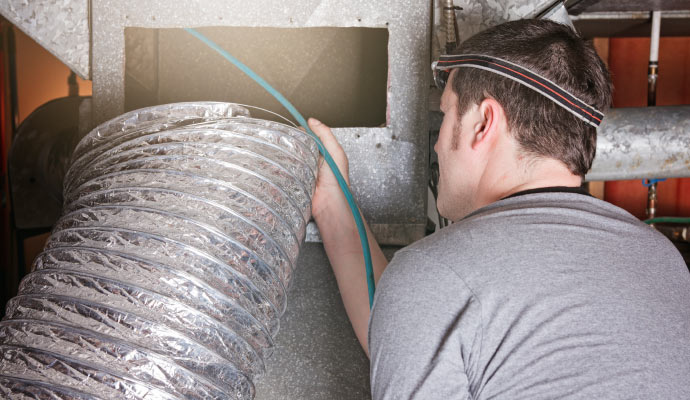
top-left (0, 102), bottom-right (319, 399)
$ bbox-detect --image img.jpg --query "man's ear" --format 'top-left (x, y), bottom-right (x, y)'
top-left (471, 98), bottom-right (504, 149)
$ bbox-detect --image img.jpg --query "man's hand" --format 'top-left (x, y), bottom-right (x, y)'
top-left (306, 117), bottom-right (388, 356)
top-left (308, 118), bottom-right (350, 221)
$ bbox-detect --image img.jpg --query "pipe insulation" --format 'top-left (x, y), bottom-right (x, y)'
top-left (0, 102), bottom-right (319, 399)
top-left (649, 11), bottom-right (661, 63)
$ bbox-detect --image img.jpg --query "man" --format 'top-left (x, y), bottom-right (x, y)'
top-left (308, 19), bottom-right (690, 399)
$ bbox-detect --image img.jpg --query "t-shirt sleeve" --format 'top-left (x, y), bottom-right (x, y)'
top-left (368, 249), bottom-right (481, 400)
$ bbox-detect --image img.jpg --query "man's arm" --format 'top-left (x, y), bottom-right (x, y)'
top-left (308, 118), bottom-right (389, 356)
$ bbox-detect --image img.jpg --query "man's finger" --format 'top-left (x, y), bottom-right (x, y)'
top-left (308, 117), bottom-right (349, 183)
top-left (308, 118), bottom-right (340, 151)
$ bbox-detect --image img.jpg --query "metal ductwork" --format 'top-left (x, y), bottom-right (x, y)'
top-left (587, 106), bottom-right (690, 181)
top-left (0, 102), bottom-right (318, 399)
top-left (0, 0), bottom-right (89, 79)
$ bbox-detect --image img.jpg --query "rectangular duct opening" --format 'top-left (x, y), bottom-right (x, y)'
top-left (125, 26), bottom-right (389, 128)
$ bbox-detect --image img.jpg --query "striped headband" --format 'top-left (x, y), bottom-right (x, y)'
top-left (431, 54), bottom-right (604, 128)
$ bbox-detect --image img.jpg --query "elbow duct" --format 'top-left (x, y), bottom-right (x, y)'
top-left (0, 102), bottom-right (319, 399)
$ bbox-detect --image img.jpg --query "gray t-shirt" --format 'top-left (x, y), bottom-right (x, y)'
top-left (369, 192), bottom-right (690, 399)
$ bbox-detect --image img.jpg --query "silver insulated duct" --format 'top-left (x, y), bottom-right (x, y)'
top-left (0, 102), bottom-right (319, 399)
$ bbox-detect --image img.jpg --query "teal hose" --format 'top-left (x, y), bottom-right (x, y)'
top-left (185, 28), bottom-right (376, 308)
top-left (644, 217), bottom-right (690, 225)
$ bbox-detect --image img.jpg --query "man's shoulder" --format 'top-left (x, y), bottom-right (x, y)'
top-left (397, 192), bottom-right (677, 278)
top-left (422, 192), bottom-right (653, 242)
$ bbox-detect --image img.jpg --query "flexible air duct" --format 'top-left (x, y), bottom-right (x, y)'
top-left (0, 102), bottom-right (319, 399)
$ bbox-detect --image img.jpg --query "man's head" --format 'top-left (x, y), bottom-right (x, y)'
top-left (433, 19), bottom-right (612, 220)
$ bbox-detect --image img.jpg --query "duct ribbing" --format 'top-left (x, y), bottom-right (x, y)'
top-left (0, 102), bottom-right (319, 399)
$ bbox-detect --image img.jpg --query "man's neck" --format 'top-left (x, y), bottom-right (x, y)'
top-left (478, 157), bottom-right (582, 208)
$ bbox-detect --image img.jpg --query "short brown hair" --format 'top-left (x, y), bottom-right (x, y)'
top-left (452, 19), bottom-right (612, 176)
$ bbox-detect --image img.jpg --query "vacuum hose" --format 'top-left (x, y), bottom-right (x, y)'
top-left (0, 102), bottom-right (319, 399)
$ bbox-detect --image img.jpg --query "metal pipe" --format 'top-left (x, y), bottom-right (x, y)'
top-left (0, 102), bottom-right (319, 399)
top-left (586, 106), bottom-right (690, 182)
top-left (647, 11), bottom-right (661, 107)
top-left (645, 10), bottom-right (662, 220)
top-left (442, 0), bottom-right (459, 53)
top-left (646, 181), bottom-right (658, 220)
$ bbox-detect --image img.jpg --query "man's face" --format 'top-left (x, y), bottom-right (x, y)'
top-left (433, 72), bottom-right (481, 221)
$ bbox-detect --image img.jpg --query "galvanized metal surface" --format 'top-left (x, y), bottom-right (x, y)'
top-left (431, 0), bottom-right (557, 74)
top-left (0, 0), bottom-right (90, 79)
top-left (571, 10), bottom-right (690, 37)
top-left (540, 1), bottom-right (575, 28)
top-left (453, 0), bottom-right (556, 43)
top-left (587, 106), bottom-right (690, 181)
top-left (254, 242), bottom-right (381, 399)
top-left (303, 124), bottom-right (427, 244)
top-left (91, 0), bottom-right (430, 245)
top-left (567, 0), bottom-right (690, 14)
